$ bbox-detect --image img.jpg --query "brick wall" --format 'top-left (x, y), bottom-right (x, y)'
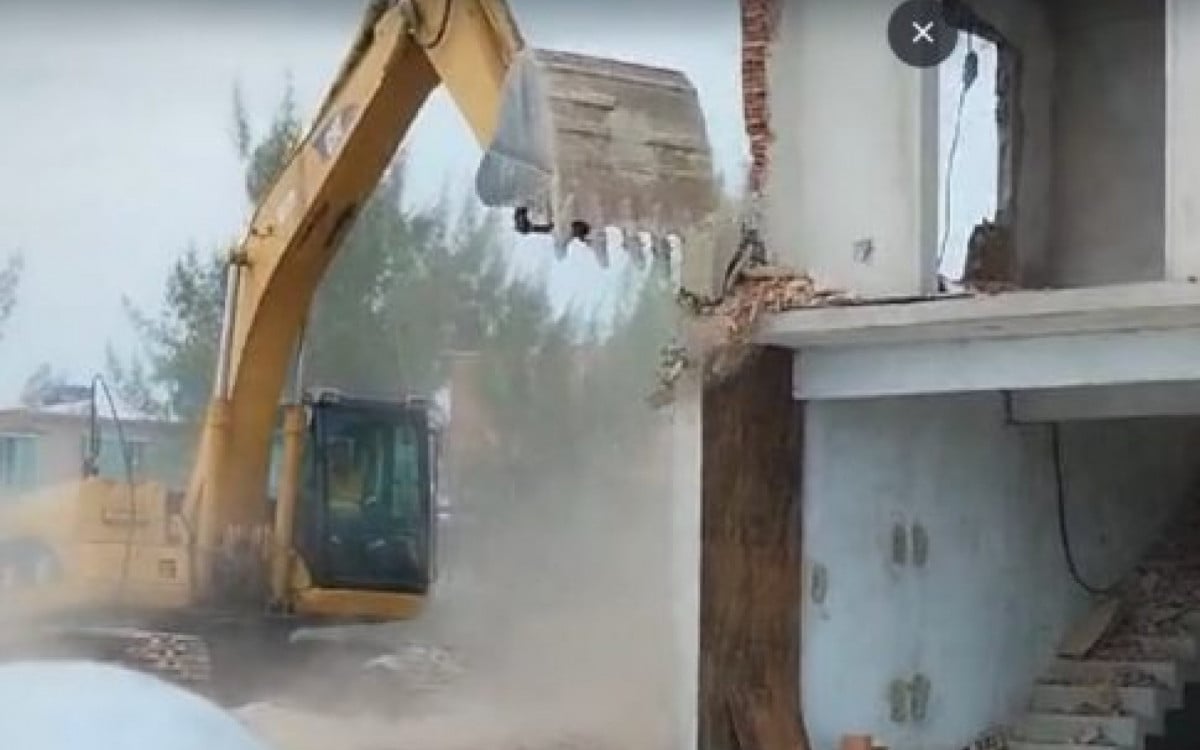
top-left (741, 0), bottom-right (780, 195)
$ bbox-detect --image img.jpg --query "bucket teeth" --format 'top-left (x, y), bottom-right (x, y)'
top-left (593, 226), bottom-right (611, 261)
top-left (530, 206), bottom-right (706, 274)
top-left (621, 227), bottom-right (646, 269)
top-left (557, 193), bottom-right (579, 232)
top-left (659, 233), bottom-right (683, 283)
top-left (592, 230), bottom-right (611, 268)
top-left (552, 225), bottom-right (571, 260)
top-left (476, 46), bottom-right (716, 269)
top-left (614, 197), bottom-right (635, 226)
top-left (651, 232), bottom-right (673, 261)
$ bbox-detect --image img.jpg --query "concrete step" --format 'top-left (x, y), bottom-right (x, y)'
top-left (1044, 658), bottom-right (1180, 691)
top-left (1119, 610), bottom-right (1200, 643)
top-left (1016, 712), bottom-right (1142, 748)
top-left (1094, 635), bottom-right (1199, 662)
top-left (1030, 684), bottom-right (1167, 734)
top-left (1140, 554), bottom-right (1200, 566)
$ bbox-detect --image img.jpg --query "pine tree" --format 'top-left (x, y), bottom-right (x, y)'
top-left (0, 253), bottom-right (23, 344)
top-left (110, 81), bottom-right (683, 532)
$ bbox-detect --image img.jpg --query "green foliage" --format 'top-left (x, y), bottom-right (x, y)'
top-left (305, 165), bottom-right (442, 396)
top-left (116, 245), bottom-right (225, 420)
top-left (19, 362), bottom-right (72, 408)
top-left (104, 346), bottom-right (170, 420)
top-left (0, 253), bottom-right (23, 343)
top-left (233, 81), bottom-right (302, 205)
top-left (114, 82), bottom-right (677, 508)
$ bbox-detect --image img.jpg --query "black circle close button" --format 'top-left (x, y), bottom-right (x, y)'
top-left (888, 0), bottom-right (958, 68)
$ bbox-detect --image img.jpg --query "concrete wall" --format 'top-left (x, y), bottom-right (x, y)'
top-left (1166, 0), bottom-right (1200, 282)
top-left (947, 0), bottom-right (1164, 288)
top-left (765, 0), bottom-right (939, 297)
top-left (764, 0), bottom-right (1167, 293)
top-left (800, 392), bottom-right (1200, 750)
top-left (1047, 0), bottom-right (1165, 287)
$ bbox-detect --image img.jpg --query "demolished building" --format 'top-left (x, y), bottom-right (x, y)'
top-left (673, 2), bottom-right (1200, 749)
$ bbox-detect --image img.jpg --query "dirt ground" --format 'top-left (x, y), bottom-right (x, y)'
top-left (238, 693), bottom-right (666, 750)
top-left (231, 450), bottom-right (681, 750)
top-left (232, 592), bottom-right (679, 750)
top-left (232, 619), bottom-right (678, 750)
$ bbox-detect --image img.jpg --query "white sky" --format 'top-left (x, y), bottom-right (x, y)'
top-left (0, 1), bottom-right (995, 404)
top-left (939, 34), bottom-right (999, 279)
top-left (0, 0), bottom-right (746, 402)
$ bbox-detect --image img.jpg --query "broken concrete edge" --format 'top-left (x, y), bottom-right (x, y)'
top-left (650, 265), bottom-right (1026, 407)
top-left (647, 266), bottom-right (852, 407)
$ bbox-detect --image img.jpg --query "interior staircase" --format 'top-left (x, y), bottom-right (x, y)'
top-left (1005, 509), bottom-right (1200, 750)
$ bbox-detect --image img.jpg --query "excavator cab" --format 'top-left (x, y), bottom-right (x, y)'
top-left (293, 392), bottom-right (436, 597)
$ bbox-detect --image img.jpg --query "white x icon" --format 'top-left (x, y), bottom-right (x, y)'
top-left (912, 21), bottom-right (935, 44)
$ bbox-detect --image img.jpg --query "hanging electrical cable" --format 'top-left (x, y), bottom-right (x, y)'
top-left (87, 374), bottom-right (140, 600)
top-left (1050, 422), bottom-right (1121, 596)
top-left (937, 34), bottom-right (980, 275)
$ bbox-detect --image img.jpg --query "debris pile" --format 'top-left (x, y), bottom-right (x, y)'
top-left (1081, 503), bottom-right (1200, 659)
top-left (248, 638), bottom-right (468, 719)
top-left (650, 266), bottom-right (849, 405)
top-left (358, 642), bottom-right (466, 696)
top-left (705, 265), bottom-right (852, 334)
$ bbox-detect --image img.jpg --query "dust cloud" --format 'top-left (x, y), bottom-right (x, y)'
top-left (237, 400), bottom-right (681, 750)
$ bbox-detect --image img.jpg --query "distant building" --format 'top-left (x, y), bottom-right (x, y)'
top-left (0, 391), bottom-right (187, 502)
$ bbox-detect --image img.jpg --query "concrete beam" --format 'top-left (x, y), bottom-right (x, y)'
top-left (792, 325), bottom-right (1200, 400)
top-left (757, 281), bottom-right (1200, 349)
top-left (1009, 382), bottom-right (1200, 423)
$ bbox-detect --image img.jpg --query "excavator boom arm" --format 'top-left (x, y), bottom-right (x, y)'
top-left (188, 2), bottom-right (441, 567)
top-left (184, 0), bottom-right (714, 597)
top-left (0, 0), bottom-right (716, 680)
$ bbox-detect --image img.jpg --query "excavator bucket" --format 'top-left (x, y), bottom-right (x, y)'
top-left (475, 48), bottom-right (716, 267)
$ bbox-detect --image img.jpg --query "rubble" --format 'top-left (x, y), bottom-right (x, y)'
top-left (1080, 503), bottom-right (1200, 652)
top-left (359, 643), bottom-right (466, 693)
top-left (698, 264), bottom-right (855, 334)
top-left (649, 266), bottom-right (852, 405)
top-left (1073, 700), bottom-right (1124, 717)
top-left (648, 257), bottom-right (1044, 406)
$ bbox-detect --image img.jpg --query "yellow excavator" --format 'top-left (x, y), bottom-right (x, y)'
top-left (0, 0), bottom-right (713, 700)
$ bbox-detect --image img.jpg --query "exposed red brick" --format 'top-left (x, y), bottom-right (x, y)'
top-left (741, 0), bottom-right (780, 195)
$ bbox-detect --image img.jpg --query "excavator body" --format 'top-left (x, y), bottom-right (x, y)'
top-left (0, 390), bottom-right (440, 691)
top-left (0, 0), bottom-right (715, 700)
